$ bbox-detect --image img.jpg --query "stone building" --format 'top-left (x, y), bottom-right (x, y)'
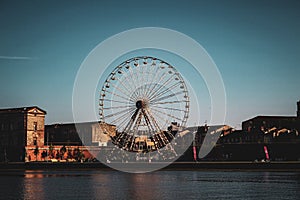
top-left (0, 106), bottom-right (46, 162)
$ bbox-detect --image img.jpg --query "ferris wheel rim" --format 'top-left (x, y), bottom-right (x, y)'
top-left (99, 56), bottom-right (190, 152)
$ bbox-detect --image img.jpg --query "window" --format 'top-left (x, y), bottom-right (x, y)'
top-left (33, 122), bottom-right (37, 132)
top-left (33, 137), bottom-right (37, 146)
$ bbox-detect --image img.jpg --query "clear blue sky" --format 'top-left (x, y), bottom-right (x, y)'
top-left (0, 0), bottom-right (299, 128)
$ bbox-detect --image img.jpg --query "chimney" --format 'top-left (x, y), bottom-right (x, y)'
top-left (297, 100), bottom-right (300, 118)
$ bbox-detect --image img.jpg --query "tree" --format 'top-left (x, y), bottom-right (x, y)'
top-left (41, 151), bottom-right (47, 161)
top-left (60, 145), bottom-right (67, 160)
top-left (33, 146), bottom-right (39, 161)
top-left (74, 147), bottom-right (85, 162)
top-left (67, 148), bottom-right (72, 159)
top-left (49, 144), bottom-right (54, 158)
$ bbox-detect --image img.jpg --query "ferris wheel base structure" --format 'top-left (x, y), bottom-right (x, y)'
top-left (110, 122), bottom-right (179, 153)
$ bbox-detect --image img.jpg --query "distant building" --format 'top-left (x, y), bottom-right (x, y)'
top-left (186, 117), bottom-right (300, 161)
top-left (242, 101), bottom-right (300, 133)
top-left (242, 116), bottom-right (300, 132)
top-left (45, 122), bottom-right (116, 147)
top-left (0, 106), bottom-right (46, 162)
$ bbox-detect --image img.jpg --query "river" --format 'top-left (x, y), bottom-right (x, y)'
top-left (0, 170), bottom-right (299, 199)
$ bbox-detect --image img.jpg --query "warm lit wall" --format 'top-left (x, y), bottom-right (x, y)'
top-left (26, 108), bottom-right (45, 146)
top-left (25, 145), bottom-right (94, 162)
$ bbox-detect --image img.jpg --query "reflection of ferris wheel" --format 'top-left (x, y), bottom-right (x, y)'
top-left (99, 56), bottom-right (189, 153)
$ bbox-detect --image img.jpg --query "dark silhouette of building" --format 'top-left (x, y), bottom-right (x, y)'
top-left (242, 101), bottom-right (300, 133)
top-left (297, 100), bottom-right (300, 118)
top-left (0, 106), bottom-right (46, 162)
top-left (217, 101), bottom-right (300, 161)
top-left (45, 122), bottom-right (116, 146)
top-left (242, 116), bottom-right (300, 133)
top-left (188, 113), bottom-right (300, 161)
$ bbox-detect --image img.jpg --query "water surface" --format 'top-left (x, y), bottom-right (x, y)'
top-left (0, 170), bottom-right (299, 200)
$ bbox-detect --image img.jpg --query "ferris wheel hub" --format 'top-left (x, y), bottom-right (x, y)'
top-left (135, 99), bottom-right (149, 109)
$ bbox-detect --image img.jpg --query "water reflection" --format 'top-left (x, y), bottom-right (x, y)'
top-left (24, 170), bottom-right (45, 179)
top-left (91, 171), bottom-right (163, 199)
top-left (0, 170), bottom-right (299, 200)
top-left (23, 171), bottom-right (45, 200)
top-left (263, 172), bottom-right (270, 183)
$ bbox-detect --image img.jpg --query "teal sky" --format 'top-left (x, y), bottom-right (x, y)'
top-left (0, 0), bottom-right (299, 128)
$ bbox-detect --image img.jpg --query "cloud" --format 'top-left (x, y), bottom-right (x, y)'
top-left (0, 56), bottom-right (37, 60)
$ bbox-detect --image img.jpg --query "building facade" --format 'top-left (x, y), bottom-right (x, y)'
top-left (0, 106), bottom-right (46, 162)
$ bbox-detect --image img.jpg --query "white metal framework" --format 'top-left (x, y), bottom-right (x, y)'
top-left (99, 56), bottom-right (189, 152)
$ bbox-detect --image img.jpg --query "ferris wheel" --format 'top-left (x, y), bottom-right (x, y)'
top-left (99, 56), bottom-right (189, 153)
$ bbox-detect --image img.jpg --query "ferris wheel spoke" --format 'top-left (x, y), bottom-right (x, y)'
top-left (131, 110), bottom-right (143, 133)
top-left (111, 113), bottom-right (135, 130)
top-left (119, 69), bottom-right (135, 91)
top-left (141, 109), bottom-right (156, 133)
top-left (102, 105), bottom-right (135, 110)
top-left (113, 109), bottom-right (137, 131)
top-left (146, 71), bottom-right (169, 98)
top-left (147, 109), bottom-right (170, 129)
top-left (150, 100), bottom-right (186, 105)
top-left (144, 108), bottom-right (163, 132)
top-left (127, 65), bottom-right (143, 99)
top-left (147, 72), bottom-right (176, 101)
top-left (141, 83), bottom-right (153, 99)
top-left (133, 62), bottom-right (144, 98)
top-left (105, 107), bottom-right (136, 119)
top-left (151, 105), bottom-right (186, 112)
top-left (150, 107), bottom-right (183, 122)
top-left (143, 61), bottom-right (161, 97)
top-left (119, 65), bottom-right (139, 100)
top-left (141, 60), bottom-right (155, 97)
top-left (143, 109), bottom-right (157, 132)
top-left (123, 108), bottom-right (141, 133)
top-left (149, 81), bottom-right (181, 102)
top-left (151, 90), bottom-right (185, 104)
top-left (118, 116), bottom-right (133, 131)
top-left (102, 98), bottom-right (134, 105)
top-left (108, 82), bottom-right (133, 100)
top-left (139, 68), bottom-right (149, 98)
top-left (149, 78), bottom-right (180, 101)
top-left (105, 90), bottom-right (134, 103)
top-left (141, 61), bottom-right (156, 98)
top-left (114, 76), bottom-right (137, 100)
top-left (110, 108), bottom-right (136, 125)
top-left (139, 61), bottom-right (148, 97)
top-left (145, 69), bottom-right (169, 98)
top-left (123, 76), bottom-right (140, 101)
